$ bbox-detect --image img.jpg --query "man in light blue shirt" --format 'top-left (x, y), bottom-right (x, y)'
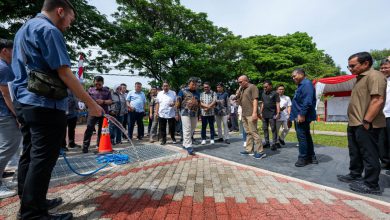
top-left (126, 82), bottom-right (146, 140)
top-left (11, 1), bottom-right (103, 218)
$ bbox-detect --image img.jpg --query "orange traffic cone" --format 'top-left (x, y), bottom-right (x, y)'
top-left (317, 115), bottom-right (321, 122)
top-left (98, 117), bottom-right (113, 154)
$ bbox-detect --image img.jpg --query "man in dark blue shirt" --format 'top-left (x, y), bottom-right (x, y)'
top-left (12, 1), bottom-right (103, 219)
top-left (289, 68), bottom-right (317, 167)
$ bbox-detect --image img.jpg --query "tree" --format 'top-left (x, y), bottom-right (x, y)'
top-left (103, 0), bottom-right (238, 90)
top-left (0, 0), bottom-right (113, 66)
top-left (240, 32), bottom-right (341, 95)
top-left (370, 48), bottom-right (390, 70)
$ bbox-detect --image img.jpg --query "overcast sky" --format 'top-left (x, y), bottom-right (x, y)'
top-left (88, 0), bottom-right (390, 87)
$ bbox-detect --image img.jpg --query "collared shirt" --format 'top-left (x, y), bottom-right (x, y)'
top-left (383, 77), bottom-right (390, 118)
top-left (126, 90), bottom-right (146, 113)
top-left (289, 78), bottom-right (316, 122)
top-left (348, 69), bottom-right (386, 128)
top-left (238, 84), bottom-right (259, 117)
top-left (178, 88), bottom-right (200, 117)
top-left (156, 90), bottom-right (176, 118)
top-left (88, 86), bottom-right (112, 113)
top-left (200, 90), bottom-right (216, 116)
top-left (278, 95), bottom-right (292, 121)
top-left (215, 92), bottom-right (230, 116)
top-left (261, 90), bottom-right (280, 119)
top-left (11, 13), bottom-right (71, 111)
top-left (0, 59), bottom-right (14, 117)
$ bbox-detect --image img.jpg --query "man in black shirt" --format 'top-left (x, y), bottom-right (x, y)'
top-left (260, 80), bottom-right (280, 150)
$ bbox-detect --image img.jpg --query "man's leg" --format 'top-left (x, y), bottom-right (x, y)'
top-left (0, 117), bottom-right (22, 188)
top-left (96, 116), bottom-right (104, 146)
top-left (305, 122), bottom-right (315, 157)
top-left (168, 118), bottom-right (176, 141)
top-left (215, 116), bottom-right (223, 140)
top-left (159, 117), bottom-right (167, 143)
top-left (275, 120), bottom-right (282, 139)
top-left (270, 118), bottom-right (277, 144)
top-left (280, 120), bottom-right (290, 141)
top-left (209, 116), bottom-right (215, 141)
top-left (355, 127), bottom-right (381, 188)
top-left (181, 116), bottom-right (192, 149)
top-left (262, 118), bottom-right (270, 145)
top-left (83, 116), bottom-right (99, 149)
top-left (295, 121), bottom-right (310, 159)
top-left (222, 115), bottom-right (229, 141)
top-left (136, 112), bottom-right (145, 139)
top-left (19, 105), bottom-right (66, 219)
top-left (379, 118), bottom-right (390, 167)
top-left (67, 117), bottom-right (78, 147)
top-left (347, 126), bottom-right (364, 177)
top-left (242, 116), bottom-right (254, 153)
top-left (201, 116), bottom-right (207, 140)
top-left (128, 112), bottom-right (136, 140)
top-left (149, 115), bottom-right (159, 142)
top-left (248, 117), bottom-right (263, 153)
top-left (115, 115), bottom-right (124, 144)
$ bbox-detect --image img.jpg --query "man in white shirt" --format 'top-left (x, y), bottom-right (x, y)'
top-left (156, 81), bottom-right (178, 145)
top-left (380, 59), bottom-right (390, 170)
top-left (276, 85), bottom-right (292, 148)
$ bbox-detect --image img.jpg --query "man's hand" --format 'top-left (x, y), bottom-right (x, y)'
top-left (363, 123), bottom-right (370, 130)
top-left (297, 115), bottom-right (305, 123)
top-left (128, 106), bottom-right (134, 112)
top-left (252, 113), bottom-right (258, 121)
top-left (88, 102), bottom-right (104, 117)
top-left (96, 99), bottom-right (104, 105)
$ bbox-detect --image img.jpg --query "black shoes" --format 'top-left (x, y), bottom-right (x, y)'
top-left (42, 213), bottom-right (73, 220)
top-left (295, 158), bottom-right (309, 167)
top-left (47, 197), bottom-right (63, 210)
top-left (82, 147), bottom-right (88, 154)
top-left (263, 143), bottom-right (270, 148)
top-left (275, 143), bottom-right (281, 148)
top-left (270, 144), bottom-right (277, 151)
top-left (68, 143), bottom-right (81, 148)
top-left (216, 138), bottom-right (224, 143)
top-left (337, 174), bottom-right (363, 183)
top-left (349, 182), bottom-right (381, 195)
top-left (308, 156), bottom-right (319, 164)
top-left (2, 171), bottom-right (15, 178)
top-left (160, 140), bottom-right (166, 145)
top-left (224, 139), bottom-right (230, 144)
top-left (279, 138), bottom-right (285, 145)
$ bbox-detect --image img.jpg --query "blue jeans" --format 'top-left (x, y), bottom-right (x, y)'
top-left (201, 116), bottom-right (215, 140)
top-left (109, 115), bottom-right (124, 144)
top-left (295, 121), bottom-right (315, 159)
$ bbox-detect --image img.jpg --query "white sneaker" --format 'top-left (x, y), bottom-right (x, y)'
top-left (210, 140), bottom-right (215, 144)
top-left (0, 184), bottom-right (17, 199)
top-left (243, 142), bottom-right (246, 147)
top-left (201, 140), bottom-right (206, 145)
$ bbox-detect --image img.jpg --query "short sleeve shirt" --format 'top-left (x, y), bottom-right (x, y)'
top-left (0, 59), bottom-right (14, 117)
top-left (239, 84), bottom-right (259, 117)
top-left (126, 91), bottom-right (146, 113)
top-left (178, 88), bottom-right (200, 117)
top-left (348, 69), bottom-right (386, 128)
top-left (11, 13), bottom-right (71, 111)
top-left (156, 90), bottom-right (176, 118)
top-left (200, 91), bottom-right (216, 116)
top-left (88, 87), bottom-right (112, 113)
top-left (261, 90), bottom-right (280, 119)
top-left (278, 95), bottom-right (292, 121)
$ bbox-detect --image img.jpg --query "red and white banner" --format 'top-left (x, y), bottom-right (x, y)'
top-left (78, 54), bottom-right (84, 83)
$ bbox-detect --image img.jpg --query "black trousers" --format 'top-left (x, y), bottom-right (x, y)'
top-left (262, 118), bottom-right (277, 144)
top-left (62, 116), bottom-right (78, 147)
top-left (128, 111), bottom-right (144, 139)
top-left (83, 116), bottom-right (103, 148)
top-left (379, 118), bottom-right (390, 166)
top-left (14, 102), bottom-right (66, 219)
top-left (159, 117), bottom-right (176, 141)
top-left (347, 125), bottom-right (381, 188)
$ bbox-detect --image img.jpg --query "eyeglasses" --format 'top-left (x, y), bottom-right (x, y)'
top-left (237, 81), bottom-right (243, 84)
top-left (347, 63), bottom-right (359, 69)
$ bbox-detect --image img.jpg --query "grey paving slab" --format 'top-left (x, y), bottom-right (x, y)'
top-left (172, 134), bottom-right (390, 203)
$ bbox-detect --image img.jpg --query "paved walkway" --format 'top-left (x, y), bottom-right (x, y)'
top-left (1, 124), bottom-right (389, 219)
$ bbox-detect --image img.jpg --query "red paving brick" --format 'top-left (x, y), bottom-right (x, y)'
top-left (1, 132), bottom-right (389, 219)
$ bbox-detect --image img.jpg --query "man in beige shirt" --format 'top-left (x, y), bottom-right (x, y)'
top-left (337, 52), bottom-right (386, 195)
top-left (237, 75), bottom-right (266, 159)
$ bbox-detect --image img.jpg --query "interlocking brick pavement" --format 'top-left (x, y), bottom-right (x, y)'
top-left (1, 147), bottom-right (390, 220)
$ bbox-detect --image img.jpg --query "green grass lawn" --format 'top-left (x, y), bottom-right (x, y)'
top-left (309, 121), bottom-right (347, 132)
top-left (284, 132), bottom-right (348, 148)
